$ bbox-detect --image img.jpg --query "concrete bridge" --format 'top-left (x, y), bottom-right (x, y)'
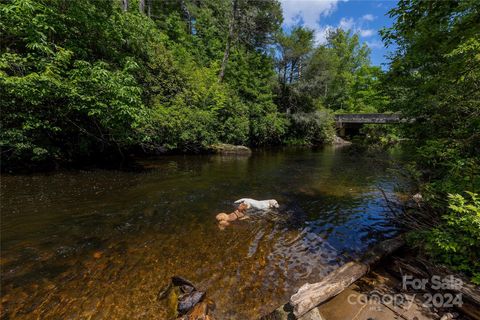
top-left (334, 113), bottom-right (402, 137)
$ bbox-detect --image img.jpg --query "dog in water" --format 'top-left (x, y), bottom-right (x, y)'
top-left (234, 198), bottom-right (279, 210)
top-left (216, 203), bottom-right (249, 229)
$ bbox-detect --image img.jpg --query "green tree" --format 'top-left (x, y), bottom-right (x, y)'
top-left (382, 0), bottom-right (480, 282)
top-left (382, 0), bottom-right (480, 194)
top-left (323, 29), bottom-right (372, 111)
top-left (0, 0), bottom-right (289, 169)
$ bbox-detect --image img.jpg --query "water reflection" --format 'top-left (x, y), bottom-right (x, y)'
top-left (1, 146), bottom-right (405, 319)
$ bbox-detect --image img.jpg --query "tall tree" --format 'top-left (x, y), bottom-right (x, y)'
top-left (276, 27), bottom-right (314, 85)
top-left (324, 28), bottom-right (370, 111)
top-left (219, 0), bottom-right (238, 82)
top-left (382, 0), bottom-right (480, 191)
top-left (218, 0), bottom-right (282, 81)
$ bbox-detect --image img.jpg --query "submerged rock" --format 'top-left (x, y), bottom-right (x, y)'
top-left (178, 291), bottom-right (205, 315)
top-left (209, 143), bottom-right (252, 155)
top-left (179, 300), bottom-right (216, 320)
top-left (158, 276), bottom-right (214, 319)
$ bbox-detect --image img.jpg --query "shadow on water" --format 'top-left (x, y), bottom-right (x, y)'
top-left (0, 146), bottom-right (408, 319)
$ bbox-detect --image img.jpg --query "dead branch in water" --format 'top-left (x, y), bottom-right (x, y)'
top-left (377, 187), bottom-right (439, 230)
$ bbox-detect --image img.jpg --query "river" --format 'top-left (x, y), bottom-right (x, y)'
top-left (1, 146), bottom-right (407, 319)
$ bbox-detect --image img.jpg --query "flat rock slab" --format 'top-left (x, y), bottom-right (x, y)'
top-left (317, 288), bottom-right (365, 320)
top-left (298, 308), bottom-right (326, 320)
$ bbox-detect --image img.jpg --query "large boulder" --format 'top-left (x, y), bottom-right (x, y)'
top-left (209, 143), bottom-right (252, 155)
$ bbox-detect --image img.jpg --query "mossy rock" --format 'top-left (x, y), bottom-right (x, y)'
top-left (209, 143), bottom-right (252, 155)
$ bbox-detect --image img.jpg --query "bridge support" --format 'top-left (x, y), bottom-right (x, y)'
top-left (336, 123), bottom-right (362, 137)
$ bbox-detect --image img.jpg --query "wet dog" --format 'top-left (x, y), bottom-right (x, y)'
top-left (234, 198), bottom-right (279, 210)
top-left (215, 203), bottom-right (249, 229)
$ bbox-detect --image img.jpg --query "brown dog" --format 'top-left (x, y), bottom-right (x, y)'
top-left (216, 203), bottom-right (249, 228)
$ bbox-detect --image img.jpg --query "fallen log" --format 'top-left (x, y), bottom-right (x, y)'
top-left (418, 258), bottom-right (480, 307)
top-left (360, 236), bottom-right (405, 266)
top-left (289, 235), bottom-right (405, 318)
top-left (385, 256), bottom-right (480, 320)
top-left (290, 261), bottom-right (368, 317)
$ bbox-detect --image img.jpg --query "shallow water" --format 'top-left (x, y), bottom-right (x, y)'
top-left (1, 146), bottom-right (406, 319)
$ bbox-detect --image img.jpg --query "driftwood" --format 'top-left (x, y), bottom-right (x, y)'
top-left (290, 261), bottom-right (368, 317)
top-left (289, 235), bottom-right (405, 318)
top-left (385, 256), bottom-right (480, 320)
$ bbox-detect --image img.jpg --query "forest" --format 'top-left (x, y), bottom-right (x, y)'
top-left (1, 0), bottom-right (387, 167)
top-left (1, 0), bottom-right (479, 286)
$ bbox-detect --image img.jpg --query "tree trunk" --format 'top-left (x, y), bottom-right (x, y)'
top-left (147, 0), bottom-right (152, 17)
top-left (181, 0), bottom-right (192, 34)
top-left (298, 59), bottom-right (302, 81)
top-left (289, 60), bottom-right (296, 84)
top-left (139, 0), bottom-right (145, 14)
top-left (218, 0), bottom-right (238, 82)
top-left (282, 61), bottom-right (288, 85)
top-left (121, 0), bottom-right (128, 11)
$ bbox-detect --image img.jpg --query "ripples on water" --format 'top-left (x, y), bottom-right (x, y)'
top-left (1, 146), bottom-right (406, 319)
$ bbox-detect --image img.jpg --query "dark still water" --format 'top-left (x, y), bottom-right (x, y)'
top-left (1, 146), bottom-right (407, 319)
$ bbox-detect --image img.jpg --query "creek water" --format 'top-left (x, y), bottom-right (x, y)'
top-left (1, 146), bottom-right (407, 319)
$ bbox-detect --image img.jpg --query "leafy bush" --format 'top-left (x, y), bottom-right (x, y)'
top-left (414, 192), bottom-right (480, 284)
top-left (249, 102), bottom-right (288, 146)
top-left (359, 124), bottom-right (402, 147)
top-left (148, 105), bottom-right (218, 152)
top-left (286, 110), bottom-right (335, 145)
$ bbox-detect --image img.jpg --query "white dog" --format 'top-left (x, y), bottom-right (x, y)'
top-left (234, 198), bottom-right (279, 210)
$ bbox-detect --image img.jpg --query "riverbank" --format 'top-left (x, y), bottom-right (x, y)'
top-left (262, 247), bottom-right (480, 320)
top-left (2, 140), bottom-right (354, 174)
top-left (261, 248), bottom-right (480, 320)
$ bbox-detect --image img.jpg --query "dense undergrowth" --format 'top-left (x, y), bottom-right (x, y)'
top-left (383, 0), bottom-right (480, 282)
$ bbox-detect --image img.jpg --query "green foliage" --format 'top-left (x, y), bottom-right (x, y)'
top-left (148, 105), bottom-right (218, 152)
top-left (1, 0), bottom-right (398, 170)
top-left (286, 110), bottom-right (335, 145)
top-left (323, 29), bottom-right (372, 111)
top-left (276, 28), bottom-right (388, 115)
top-left (413, 193), bottom-right (480, 284)
top-left (384, 0), bottom-right (480, 282)
top-left (0, 0), bottom-right (290, 168)
top-left (249, 102), bottom-right (289, 145)
top-left (359, 124), bottom-right (401, 147)
top-left (382, 0), bottom-right (480, 194)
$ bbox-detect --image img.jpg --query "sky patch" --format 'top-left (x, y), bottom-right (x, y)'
top-left (279, 0), bottom-right (397, 67)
